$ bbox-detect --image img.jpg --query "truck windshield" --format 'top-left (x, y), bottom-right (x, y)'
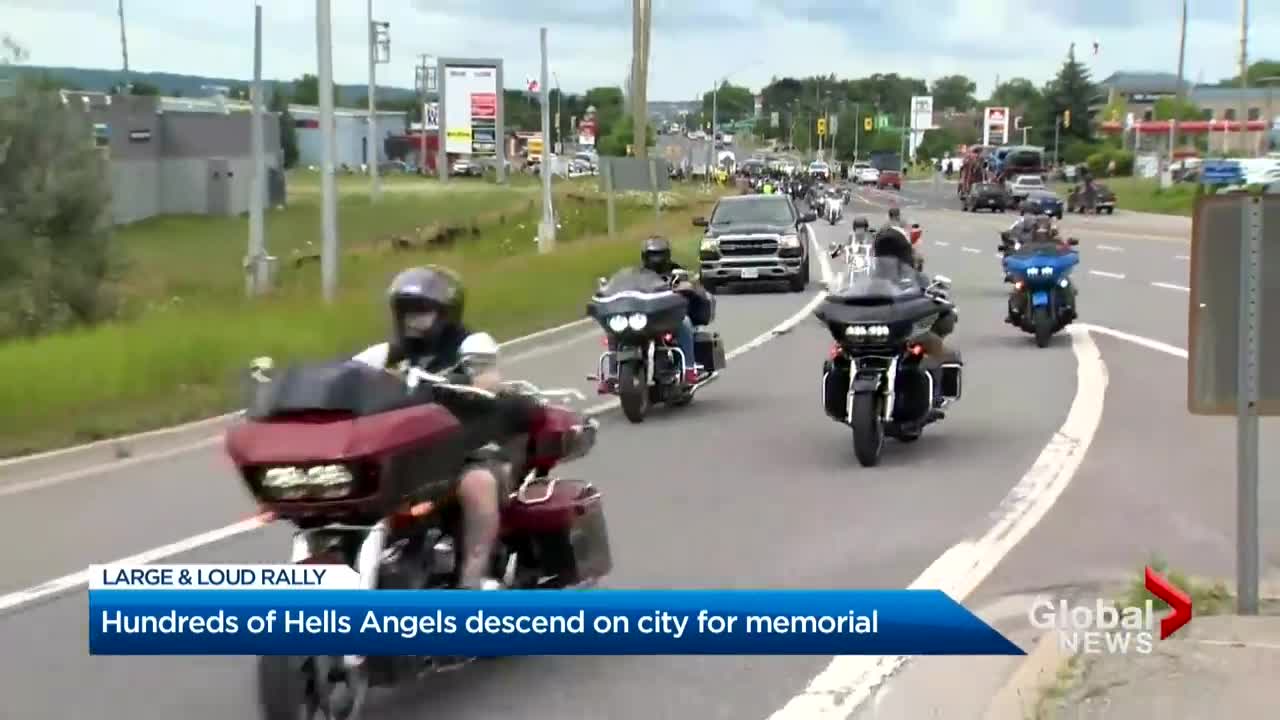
top-left (710, 198), bottom-right (795, 225)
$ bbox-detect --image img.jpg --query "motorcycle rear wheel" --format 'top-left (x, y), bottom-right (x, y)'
top-left (258, 655), bottom-right (365, 720)
top-left (851, 393), bottom-right (885, 467)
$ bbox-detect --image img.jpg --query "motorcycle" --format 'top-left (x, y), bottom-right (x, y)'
top-left (815, 260), bottom-right (963, 467)
top-left (228, 341), bottom-right (611, 720)
top-left (823, 194), bottom-right (844, 225)
top-left (998, 237), bottom-right (1081, 347)
top-left (829, 217), bottom-right (874, 277)
top-left (587, 267), bottom-right (726, 423)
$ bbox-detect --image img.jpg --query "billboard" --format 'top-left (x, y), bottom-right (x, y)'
top-left (983, 106), bottom-right (1010, 146)
top-left (443, 64), bottom-right (498, 155)
top-left (910, 96), bottom-right (933, 131)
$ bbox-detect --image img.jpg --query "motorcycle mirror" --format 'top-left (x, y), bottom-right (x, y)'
top-left (1000, 231), bottom-right (1010, 242)
top-left (597, 276), bottom-right (608, 289)
top-left (692, 216), bottom-right (708, 227)
top-left (935, 275), bottom-right (952, 285)
top-left (1068, 237), bottom-right (1080, 246)
top-left (911, 223), bottom-right (920, 229)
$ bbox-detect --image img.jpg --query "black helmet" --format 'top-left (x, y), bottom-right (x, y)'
top-left (888, 207), bottom-right (902, 221)
top-left (641, 236), bottom-right (674, 274)
top-left (387, 265), bottom-right (465, 355)
top-left (1022, 198), bottom-right (1045, 215)
top-left (852, 216), bottom-right (870, 231)
top-left (872, 225), bottom-right (914, 265)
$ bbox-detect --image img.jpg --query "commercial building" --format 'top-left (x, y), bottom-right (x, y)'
top-left (66, 91), bottom-right (282, 225)
top-left (290, 105), bottom-right (408, 169)
top-left (1095, 71), bottom-right (1278, 151)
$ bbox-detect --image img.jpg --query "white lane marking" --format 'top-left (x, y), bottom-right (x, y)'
top-left (1175, 255), bottom-right (1190, 261)
top-left (0, 238), bottom-right (836, 615)
top-left (0, 317), bottom-right (598, 475)
top-left (1151, 282), bottom-right (1190, 293)
top-left (961, 247), bottom-right (981, 254)
top-left (1096, 244), bottom-right (1124, 252)
top-left (0, 518), bottom-right (266, 615)
top-left (1089, 270), bottom-right (1126, 279)
top-left (1075, 323), bottom-right (1187, 359)
top-left (934, 241), bottom-right (951, 247)
top-left (767, 327), bottom-right (1107, 720)
top-left (0, 328), bottom-right (605, 499)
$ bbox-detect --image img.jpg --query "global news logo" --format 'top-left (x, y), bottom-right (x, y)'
top-left (1027, 566), bottom-right (1193, 655)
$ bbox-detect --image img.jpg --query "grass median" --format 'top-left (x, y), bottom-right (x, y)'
top-left (1054, 177), bottom-right (1197, 216)
top-left (0, 180), bottom-right (724, 457)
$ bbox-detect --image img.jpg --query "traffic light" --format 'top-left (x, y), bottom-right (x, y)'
top-left (864, 116), bottom-right (873, 132)
top-left (1063, 110), bottom-right (1071, 128)
top-left (817, 117), bottom-right (827, 136)
top-left (1014, 116), bottom-right (1024, 130)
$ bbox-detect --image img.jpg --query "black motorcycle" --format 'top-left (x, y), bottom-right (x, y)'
top-left (816, 260), bottom-right (963, 466)
top-left (587, 268), bottom-right (726, 423)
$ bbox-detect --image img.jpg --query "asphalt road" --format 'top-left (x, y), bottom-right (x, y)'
top-left (1, 188), bottom-right (1276, 720)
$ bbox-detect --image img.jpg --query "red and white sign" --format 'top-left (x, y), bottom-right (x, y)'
top-left (983, 106), bottom-right (1010, 146)
top-left (526, 77), bottom-right (539, 93)
top-left (470, 92), bottom-right (497, 119)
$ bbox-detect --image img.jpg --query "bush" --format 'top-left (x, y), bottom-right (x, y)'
top-left (1110, 149), bottom-right (1135, 176)
top-left (0, 83), bottom-right (118, 338)
top-left (1085, 151), bottom-right (1110, 177)
top-left (1083, 148), bottom-right (1135, 177)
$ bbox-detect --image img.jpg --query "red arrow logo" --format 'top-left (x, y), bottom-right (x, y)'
top-left (1145, 566), bottom-right (1193, 639)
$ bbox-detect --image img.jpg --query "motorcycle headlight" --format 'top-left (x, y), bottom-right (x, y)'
top-left (627, 313), bottom-right (648, 331)
top-left (846, 325), bottom-right (867, 337)
top-left (1059, 278), bottom-right (1070, 288)
top-left (608, 315), bottom-right (629, 332)
top-left (1039, 266), bottom-right (1054, 276)
top-left (1027, 267), bottom-right (1041, 277)
top-left (779, 234), bottom-right (801, 248)
top-left (700, 237), bottom-right (720, 252)
top-left (262, 465), bottom-right (354, 500)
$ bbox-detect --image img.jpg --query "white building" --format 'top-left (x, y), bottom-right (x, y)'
top-left (290, 105), bottom-right (408, 168)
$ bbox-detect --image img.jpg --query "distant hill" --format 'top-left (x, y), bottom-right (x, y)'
top-left (7, 65), bottom-right (701, 105)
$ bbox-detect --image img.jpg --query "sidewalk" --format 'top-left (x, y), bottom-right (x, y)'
top-left (987, 601), bottom-right (1280, 720)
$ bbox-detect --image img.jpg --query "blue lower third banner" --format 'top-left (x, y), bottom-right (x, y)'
top-left (88, 589), bottom-right (1024, 656)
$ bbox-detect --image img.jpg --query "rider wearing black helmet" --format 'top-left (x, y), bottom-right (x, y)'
top-left (640, 237), bottom-right (704, 384)
top-left (353, 265), bottom-right (512, 590)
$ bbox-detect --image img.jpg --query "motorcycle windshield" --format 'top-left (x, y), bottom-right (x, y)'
top-left (596, 267), bottom-right (671, 297)
top-left (828, 257), bottom-right (923, 300)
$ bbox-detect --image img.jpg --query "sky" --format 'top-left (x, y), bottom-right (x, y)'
top-left (3, 0), bottom-right (1278, 100)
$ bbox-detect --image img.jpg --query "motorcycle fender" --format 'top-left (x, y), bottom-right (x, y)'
top-left (613, 346), bottom-right (644, 362)
top-left (849, 369), bottom-right (883, 394)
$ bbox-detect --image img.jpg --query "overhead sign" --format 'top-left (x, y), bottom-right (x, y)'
top-left (770, 111), bottom-right (780, 128)
top-left (1188, 194), bottom-right (1279, 415)
top-left (910, 96), bottom-right (933, 131)
top-left (1200, 160), bottom-right (1244, 186)
top-left (443, 64), bottom-right (499, 155)
top-left (875, 114), bottom-right (892, 129)
top-left (983, 106), bottom-right (1010, 146)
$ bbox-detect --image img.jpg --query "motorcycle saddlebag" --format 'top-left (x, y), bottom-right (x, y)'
top-left (693, 329), bottom-right (726, 371)
top-left (502, 478), bottom-right (613, 586)
top-left (686, 290), bottom-right (716, 327)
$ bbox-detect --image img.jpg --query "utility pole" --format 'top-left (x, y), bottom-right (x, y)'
top-left (247, 2), bottom-right (268, 297)
top-left (853, 103), bottom-right (861, 162)
top-left (117, 0), bottom-right (130, 92)
top-left (706, 83), bottom-right (718, 189)
top-left (316, 0), bottom-right (339, 303)
top-left (1053, 115), bottom-right (1061, 169)
top-left (538, 27), bottom-right (556, 252)
top-left (366, 0), bottom-right (383, 200)
top-left (416, 54), bottom-right (433, 175)
top-left (630, 0), bottom-right (651, 159)
top-left (1239, 0), bottom-right (1249, 156)
top-left (1172, 0), bottom-right (1188, 163)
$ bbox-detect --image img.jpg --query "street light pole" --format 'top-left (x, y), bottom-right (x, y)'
top-left (316, 0), bottom-right (339, 303)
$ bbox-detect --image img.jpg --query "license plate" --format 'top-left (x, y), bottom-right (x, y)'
top-left (1031, 291), bottom-right (1050, 307)
top-left (740, 268), bottom-right (759, 279)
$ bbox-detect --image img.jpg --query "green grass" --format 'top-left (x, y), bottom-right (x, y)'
top-left (0, 182), bottom-right (723, 457)
top-left (1119, 556), bottom-right (1235, 616)
top-left (1053, 177), bottom-right (1198, 216)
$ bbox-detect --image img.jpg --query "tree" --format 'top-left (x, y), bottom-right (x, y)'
top-left (0, 80), bottom-right (117, 338)
top-left (597, 113), bottom-right (654, 156)
top-left (701, 81), bottom-right (754, 123)
top-left (930, 74), bottom-right (976, 111)
top-left (1153, 96), bottom-right (1203, 121)
top-left (1217, 59), bottom-right (1280, 87)
top-left (269, 84), bottom-right (299, 169)
top-left (988, 78), bottom-right (1042, 112)
top-left (584, 86), bottom-right (625, 138)
top-left (290, 73), bottom-right (341, 107)
top-left (1042, 45), bottom-right (1096, 147)
top-left (129, 81), bottom-right (160, 96)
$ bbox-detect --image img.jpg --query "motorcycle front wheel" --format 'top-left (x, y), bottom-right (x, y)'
top-left (850, 393), bottom-right (885, 467)
top-left (258, 655), bottom-right (366, 720)
top-left (617, 361), bottom-right (649, 423)
top-left (1032, 307), bottom-right (1055, 348)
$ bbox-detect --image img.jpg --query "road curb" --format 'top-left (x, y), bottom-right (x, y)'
top-left (981, 631), bottom-right (1069, 720)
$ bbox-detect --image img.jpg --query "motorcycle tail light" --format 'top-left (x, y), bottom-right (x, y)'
top-left (829, 342), bottom-right (841, 360)
top-left (662, 332), bottom-right (674, 343)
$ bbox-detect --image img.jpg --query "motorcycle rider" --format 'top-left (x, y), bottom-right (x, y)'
top-left (352, 266), bottom-right (525, 591)
top-left (640, 236), bottom-right (707, 385)
top-left (1005, 221), bottom-right (1078, 323)
top-left (870, 224), bottom-right (959, 368)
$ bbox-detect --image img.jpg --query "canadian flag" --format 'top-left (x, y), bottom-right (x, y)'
top-left (527, 77), bottom-right (539, 92)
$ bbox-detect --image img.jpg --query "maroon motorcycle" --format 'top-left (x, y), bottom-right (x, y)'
top-left (226, 353), bottom-right (611, 720)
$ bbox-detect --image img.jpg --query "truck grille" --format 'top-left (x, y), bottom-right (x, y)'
top-left (718, 235), bottom-right (779, 256)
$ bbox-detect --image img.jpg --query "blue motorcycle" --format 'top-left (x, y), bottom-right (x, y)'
top-left (999, 239), bottom-right (1081, 347)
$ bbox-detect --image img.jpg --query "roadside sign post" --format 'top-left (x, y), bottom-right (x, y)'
top-left (1188, 190), bottom-right (1277, 615)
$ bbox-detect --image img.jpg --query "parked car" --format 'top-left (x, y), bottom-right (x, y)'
top-left (1066, 183), bottom-right (1117, 214)
top-left (961, 182), bottom-right (1010, 212)
top-left (876, 168), bottom-right (902, 190)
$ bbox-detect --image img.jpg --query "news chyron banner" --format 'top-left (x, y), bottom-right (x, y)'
top-left (88, 565), bottom-right (1024, 656)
